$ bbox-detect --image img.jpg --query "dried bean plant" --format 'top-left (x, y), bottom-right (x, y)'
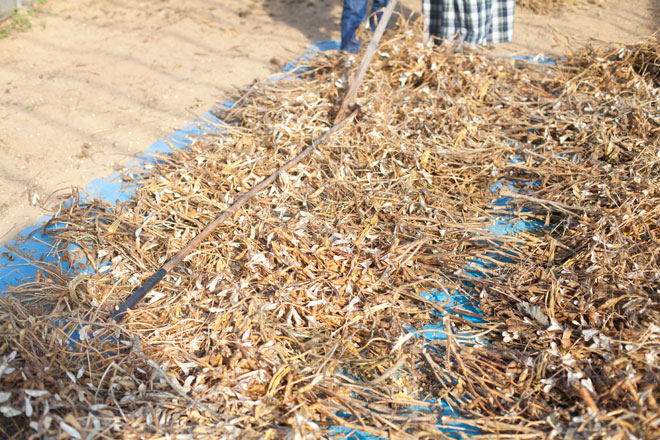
top-left (518, 0), bottom-right (603, 15)
top-left (1, 19), bottom-right (658, 440)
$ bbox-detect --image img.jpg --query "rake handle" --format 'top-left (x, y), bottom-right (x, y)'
top-left (110, 116), bottom-right (353, 322)
top-left (110, 0), bottom-right (398, 322)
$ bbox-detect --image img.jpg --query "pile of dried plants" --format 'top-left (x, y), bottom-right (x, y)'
top-left (518, 0), bottom-right (603, 15)
top-left (1, 19), bottom-right (658, 440)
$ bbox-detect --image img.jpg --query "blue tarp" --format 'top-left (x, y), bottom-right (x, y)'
top-left (0, 39), bottom-right (345, 294)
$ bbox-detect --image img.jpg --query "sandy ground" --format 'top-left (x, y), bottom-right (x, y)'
top-left (0, 0), bottom-right (658, 246)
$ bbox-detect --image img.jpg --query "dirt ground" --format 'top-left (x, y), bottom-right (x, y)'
top-left (0, 0), bottom-right (658, 246)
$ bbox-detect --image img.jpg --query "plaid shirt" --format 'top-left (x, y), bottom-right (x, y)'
top-left (422, 0), bottom-right (515, 45)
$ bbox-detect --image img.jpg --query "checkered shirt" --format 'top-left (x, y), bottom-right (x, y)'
top-left (422, 0), bottom-right (515, 45)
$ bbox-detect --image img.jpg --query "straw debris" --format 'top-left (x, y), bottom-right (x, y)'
top-left (1, 20), bottom-right (658, 440)
top-left (518, 0), bottom-right (603, 15)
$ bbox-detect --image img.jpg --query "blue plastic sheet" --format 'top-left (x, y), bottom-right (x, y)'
top-left (0, 110), bottom-right (226, 295)
top-left (491, 53), bottom-right (562, 66)
top-left (0, 41), bottom-right (340, 293)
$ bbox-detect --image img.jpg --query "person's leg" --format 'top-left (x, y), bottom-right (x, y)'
top-left (424, 0), bottom-right (447, 41)
top-left (341, 0), bottom-right (368, 53)
top-left (460, 0), bottom-right (490, 46)
top-left (369, 0), bottom-right (388, 29)
top-left (489, 0), bottom-right (514, 43)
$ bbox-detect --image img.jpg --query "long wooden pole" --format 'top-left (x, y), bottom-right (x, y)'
top-left (110, 0), bottom-right (398, 322)
top-left (109, 118), bottom-right (353, 321)
top-left (335, 0), bottom-right (398, 123)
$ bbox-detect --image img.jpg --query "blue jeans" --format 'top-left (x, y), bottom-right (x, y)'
top-left (341, 0), bottom-right (388, 53)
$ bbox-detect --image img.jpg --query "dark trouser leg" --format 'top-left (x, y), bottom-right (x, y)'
top-left (369, 0), bottom-right (389, 29)
top-left (341, 0), bottom-right (368, 53)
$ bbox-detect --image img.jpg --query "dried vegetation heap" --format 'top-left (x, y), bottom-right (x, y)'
top-left (518, 0), bottom-right (603, 15)
top-left (1, 20), bottom-right (659, 440)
